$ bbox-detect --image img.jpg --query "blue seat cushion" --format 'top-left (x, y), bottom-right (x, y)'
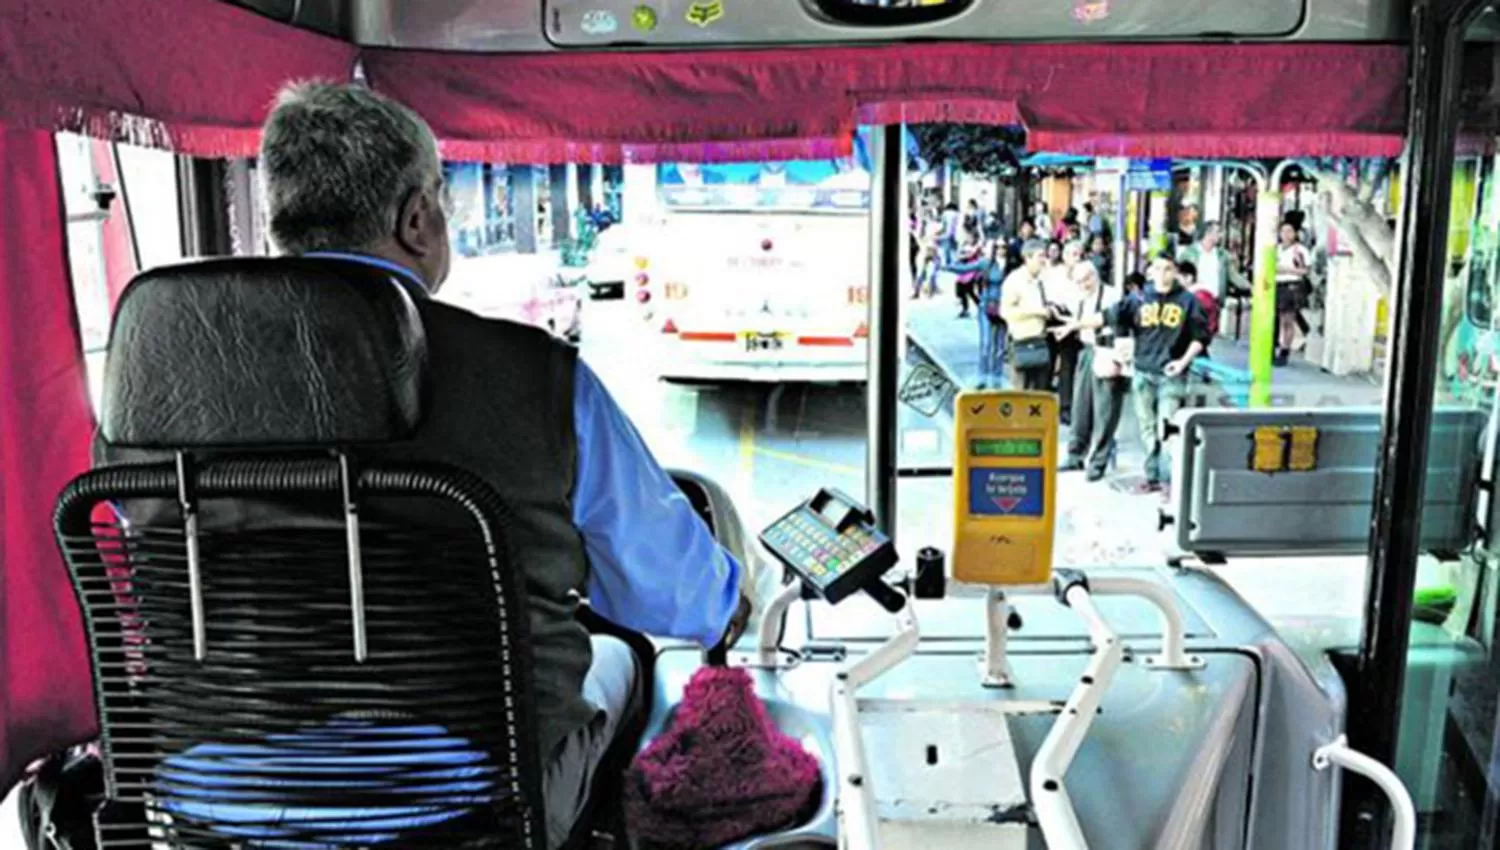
top-left (153, 718), bottom-right (502, 849)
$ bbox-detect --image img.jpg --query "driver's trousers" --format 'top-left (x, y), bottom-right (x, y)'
top-left (544, 635), bottom-right (644, 848)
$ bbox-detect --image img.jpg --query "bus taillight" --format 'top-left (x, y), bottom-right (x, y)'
top-left (636, 289), bottom-right (651, 304)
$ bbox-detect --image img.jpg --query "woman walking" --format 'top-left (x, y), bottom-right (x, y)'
top-left (946, 240), bottom-right (1011, 387)
top-left (1274, 222), bottom-right (1312, 364)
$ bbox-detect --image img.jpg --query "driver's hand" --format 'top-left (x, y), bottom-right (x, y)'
top-left (720, 591), bottom-right (753, 649)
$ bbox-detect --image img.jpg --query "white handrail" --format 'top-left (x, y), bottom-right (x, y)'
top-left (1087, 576), bottom-right (1204, 670)
top-left (746, 581), bottom-right (803, 667)
top-left (1313, 735), bottom-right (1416, 850)
top-left (1029, 584), bottom-right (1124, 850)
top-left (832, 600), bottom-right (919, 850)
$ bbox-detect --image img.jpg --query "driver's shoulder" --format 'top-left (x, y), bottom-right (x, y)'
top-left (417, 299), bottom-right (574, 359)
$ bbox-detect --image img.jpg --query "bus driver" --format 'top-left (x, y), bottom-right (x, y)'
top-left (109, 81), bottom-right (751, 848)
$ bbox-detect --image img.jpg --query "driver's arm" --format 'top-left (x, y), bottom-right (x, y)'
top-left (571, 360), bottom-right (743, 647)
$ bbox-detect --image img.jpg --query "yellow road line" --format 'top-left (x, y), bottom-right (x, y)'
top-left (737, 405), bottom-right (756, 498)
top-left (752, 445), bottom-right (861, 476)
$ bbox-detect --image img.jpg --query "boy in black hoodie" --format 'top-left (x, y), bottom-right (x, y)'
top-left (1114, 254), bottom-right (1211, 492)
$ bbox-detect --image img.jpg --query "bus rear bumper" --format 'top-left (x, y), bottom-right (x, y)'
top-left (655, 344), bottom-right (868, 383)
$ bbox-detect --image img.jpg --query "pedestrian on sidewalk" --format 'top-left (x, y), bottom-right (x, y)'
top-left (945, 240), bottom-right (1011, 387)
top-left (1179, 260), bottom-right (1221, 353)
top-left (1112, 254), bottom-right (1211, 494)
top-left (912, 214), bottom-right (944, 299)
top-left (1053, 261), bottom-right (1127, 481)
top-left (953, 234), bottom-right (985, 318)
top-left (1046, 240), bottom-right (1086, 423)
top-left (939, 202), bottom-right (961, 268)
top-left (1033, 202), bottom-right (1054, 239)
top-left (1000, 239), bottom-right (1057, 391)
top-left (1007, 219), bottom-right (1036, 272)
top-left (1275, 221), bottom-right (1312, 365)
top-left (1176, 221), bottom-right (1249, 301)
top-left (1087, 234), bottom-right (1112, 286)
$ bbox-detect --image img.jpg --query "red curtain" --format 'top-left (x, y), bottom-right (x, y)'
top-left (367, 42), bottom-right (1409, 163)
top-left (0, 0), bottom-right (357, 158)
top-left (0, 129), bottom-right (97, 794)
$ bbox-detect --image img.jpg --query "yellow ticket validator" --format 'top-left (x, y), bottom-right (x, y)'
top-left (952, 390), bottom-right (1058, 586)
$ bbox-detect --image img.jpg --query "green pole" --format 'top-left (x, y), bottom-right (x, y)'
top-left (1249, 183), bottom-right (1279, 407)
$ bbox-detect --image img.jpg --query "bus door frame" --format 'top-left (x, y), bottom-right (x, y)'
top-left (1346, 0), bottom-right (1480, 846)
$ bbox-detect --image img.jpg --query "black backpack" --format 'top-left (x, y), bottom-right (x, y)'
top-left (16, 748), bottom-right (102, 850)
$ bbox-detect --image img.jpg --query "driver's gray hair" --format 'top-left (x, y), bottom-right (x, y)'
top-left (259, 81), bottom-right (441, 255)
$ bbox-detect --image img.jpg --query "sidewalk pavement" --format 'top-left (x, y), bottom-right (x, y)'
top-left (904, 294), bottom-right (1383, 410)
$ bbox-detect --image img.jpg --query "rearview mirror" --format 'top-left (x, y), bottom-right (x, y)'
top-left (809, 0), bottom-right (972, 26)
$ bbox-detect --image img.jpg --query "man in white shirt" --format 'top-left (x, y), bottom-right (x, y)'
top-left (1045, 241), bottom-right (1087, 422)
top-left (1055, 262), bottom-right (1127, 479)
top-left (1177, 221), bottom-right (1249, 301)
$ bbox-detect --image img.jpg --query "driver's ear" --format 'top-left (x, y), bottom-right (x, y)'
top-left (394, 186), bottom-right (435, 258)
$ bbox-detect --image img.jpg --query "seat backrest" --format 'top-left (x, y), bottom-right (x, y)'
top-left (59, 257), bottom-right (545, 849)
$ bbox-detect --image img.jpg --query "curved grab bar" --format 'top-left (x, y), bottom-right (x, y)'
top-left (1313, 735), bottom-right (1415, 850)
top-left (1030, 584), bottom-right (1124, 850)
top-left (1087, 577), bottom-right (1204, 670)
top-left (831, 600), bottom-right (919, 850)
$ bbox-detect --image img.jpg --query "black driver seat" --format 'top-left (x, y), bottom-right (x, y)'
top-left (55, 257), bottom-right (555, 848)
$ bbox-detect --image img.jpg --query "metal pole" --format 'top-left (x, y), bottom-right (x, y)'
top-left (176, 157), bottom-right (233, 258)
top-left (1211, 160), bottom-right (1275, 407)
top-left (1347, 0), bottom-right (1468, 845)
top-left (867, 125), bottom-right (902, 535)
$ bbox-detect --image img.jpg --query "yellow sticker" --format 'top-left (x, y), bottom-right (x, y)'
top-left (1251, 426), bottom-right (1285, 473)
top-left (631, 5), bottom-right (658, 31)
top-left (686, 0), bottom-right (724, 26)
top-left (1288, 426), bottom-right (1318, 471)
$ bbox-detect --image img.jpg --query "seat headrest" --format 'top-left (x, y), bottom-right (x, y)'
top-left (100, 257), bottom-right (429, 448)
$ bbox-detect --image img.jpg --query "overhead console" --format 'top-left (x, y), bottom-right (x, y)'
top-left (543, 0), bottom-right (1306, 47)
top-left (313, 0), bottom-right (1402, 53)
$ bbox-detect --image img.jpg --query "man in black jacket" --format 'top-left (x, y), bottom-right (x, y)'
top-left (1114, 254), bottom-right (1211, 493)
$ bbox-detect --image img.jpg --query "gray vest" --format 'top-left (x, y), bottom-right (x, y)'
top-left (97, 299), bottom-right (596, 766)
top-left (387, 300), bottom-right (594, 763)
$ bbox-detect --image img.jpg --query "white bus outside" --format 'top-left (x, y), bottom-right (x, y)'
top-left (628, 148), bottom-right (872, 383)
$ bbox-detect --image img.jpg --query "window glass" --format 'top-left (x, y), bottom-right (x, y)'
top-left (436, 156), bottom-right (872, 537)
top-left (54, 134), bottom-right (182, 412)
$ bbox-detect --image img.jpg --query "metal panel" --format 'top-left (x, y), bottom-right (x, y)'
top-left (645, 646), bottom-right (1258, 849)
top-left (1173, 407), bottom-right (1486, 556)
top-left (335, 0), bottom-right (1403, 52)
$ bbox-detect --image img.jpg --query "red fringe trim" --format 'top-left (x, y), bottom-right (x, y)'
top-left (438, 135), bottom-right (855, 165)
top-left (1030, 131), bottom-right (1406, 160)
top-left (857, 97), bottom-right (1022, 128)
top-left (1, 97), bottom-right (264, 159)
